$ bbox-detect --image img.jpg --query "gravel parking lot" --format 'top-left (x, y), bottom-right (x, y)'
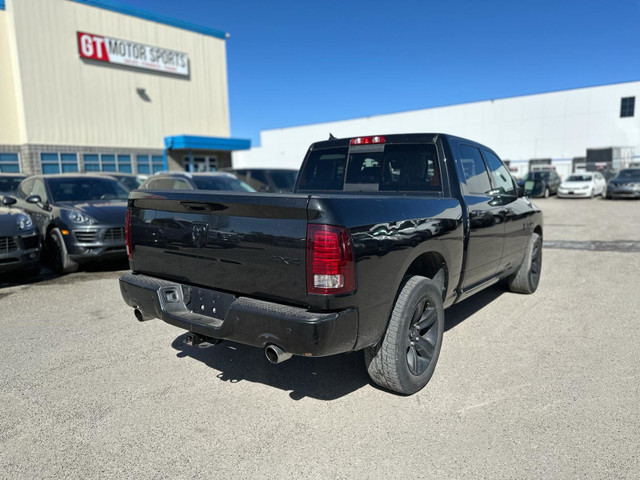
top-left (1, 197), bottom-right (639, 479)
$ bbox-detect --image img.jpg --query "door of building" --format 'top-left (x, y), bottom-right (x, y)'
top-left (182, 155), bottom-right (218, 172)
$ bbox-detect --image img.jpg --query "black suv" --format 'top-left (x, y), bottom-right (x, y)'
top-left (519, 170), bottom-right (562, 197)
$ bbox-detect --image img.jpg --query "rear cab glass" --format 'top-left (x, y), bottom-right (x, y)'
top-left (298, 143), bottom-right (443, 194)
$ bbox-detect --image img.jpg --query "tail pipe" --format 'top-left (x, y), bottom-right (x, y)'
top-left (134, 308), bottom-right (153, 322)
top-left (265, 344), bottom-right (292, 364)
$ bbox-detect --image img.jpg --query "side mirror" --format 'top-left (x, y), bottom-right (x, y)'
top-left (2, 196), bottom-right (17, 206)
top-left (517, 185), bottom-right (525, 197)
top-left (26, 194), bottom-right (42, 204)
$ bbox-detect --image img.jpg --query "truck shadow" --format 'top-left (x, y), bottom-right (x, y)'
top-left (170, 284), bottom-right (506, 400)
top-left (171, 336), bottom-right (371, 401)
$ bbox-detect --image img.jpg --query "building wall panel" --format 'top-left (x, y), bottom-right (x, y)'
top-left (0, 9), bottom-right (22, 144)
top-left (233, 81), bottom-right (640, 172)
top-left (7, 0), bottom-right (230, 148)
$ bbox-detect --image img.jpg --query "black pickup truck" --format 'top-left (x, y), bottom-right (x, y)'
top-left (120, 134), bottom-right (542, 394)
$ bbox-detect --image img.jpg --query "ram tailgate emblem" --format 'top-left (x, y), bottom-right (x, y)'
top-left (191, 223), bottom-right (208, 247)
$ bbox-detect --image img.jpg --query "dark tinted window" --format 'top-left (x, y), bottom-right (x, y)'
top-left (458, 145), bottom-right (491, 194)
top-left (192, 175), bottom-right (255, 192)
top-left (378, 143), bottom-right (441, 192)
top-left (527, 171), bottom-right (550, 180)
top-left (299, 144), bottom-right (441, 192)
top-left (298, 148), bottom-right (348, 191)
top-left (47, 177), bottom-right (129, 202)
top-left (0, 176), bottom-right (26, 194)
top-left (617, 169), bottom-right (640, 179)
top-left (482, 150), bottom-right (515, 195)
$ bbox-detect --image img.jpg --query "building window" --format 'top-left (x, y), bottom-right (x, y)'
top-left (136, 155), bottom-right (164, 174)
top-left (41, 153), bottom-right (78, 174)
top-left (83, 153), bottom-right (133, 172)
top-left (621, 97), bottom-right (635, 117)
top-left (0, 153), bottom-right (20, 172)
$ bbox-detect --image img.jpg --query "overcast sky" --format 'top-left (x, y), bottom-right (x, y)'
top-left (121, 0), bottom-right (640, 146)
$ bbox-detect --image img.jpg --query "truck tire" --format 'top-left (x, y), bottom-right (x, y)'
top-left (364, 275), bottom-right (444, 395)
top-left (508, 232), bottom-right (541, 294)
top-left (48, 228), bottom-right (79, 274)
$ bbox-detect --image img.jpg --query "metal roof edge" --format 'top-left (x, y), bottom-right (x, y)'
top-left (164, 135), bottom-right (251, 151)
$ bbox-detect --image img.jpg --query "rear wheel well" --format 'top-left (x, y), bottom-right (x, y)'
top-left (404, 252), bottom-right (447, 301)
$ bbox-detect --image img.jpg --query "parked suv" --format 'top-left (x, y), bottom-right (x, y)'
top-left (605, 168), bottom-right (640, 199)
top-left (15, 174), bottom-right (129, 273)
top-left (0, 196), bottom-right (40, 278)
top-left (519, 170), bottom-right (562, 197)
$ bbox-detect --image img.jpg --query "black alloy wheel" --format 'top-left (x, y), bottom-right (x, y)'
top-left (406, 299), bottom-right (439, 376)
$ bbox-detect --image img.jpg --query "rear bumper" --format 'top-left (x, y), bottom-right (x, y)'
top-left (119, 272), bottom-right (359, 357)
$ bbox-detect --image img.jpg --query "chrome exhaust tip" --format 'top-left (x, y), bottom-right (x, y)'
top-left (134, 308), bottom-right (153, 322)
top-left (265, 344), bottom-right (292, 364)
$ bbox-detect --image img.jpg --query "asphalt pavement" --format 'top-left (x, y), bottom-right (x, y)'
top-left (1, 196), bottom-right (639, 479)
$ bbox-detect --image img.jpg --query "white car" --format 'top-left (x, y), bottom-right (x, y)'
top-left (557, 172), bottom-right (606, 198)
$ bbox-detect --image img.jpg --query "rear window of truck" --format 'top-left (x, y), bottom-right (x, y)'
top-left (298, 143), bottom-right (441, 193)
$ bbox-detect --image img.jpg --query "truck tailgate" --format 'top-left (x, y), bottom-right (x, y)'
top-left (128, 190), bottom-right (310, 306)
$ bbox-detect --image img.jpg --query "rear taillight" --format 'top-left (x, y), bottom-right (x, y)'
top-left (350, 135), bottom-right (386, 145)
top-left (306, 224), bottom-right (355, 295)
top-left (125, 208), bottom-right (132, 261)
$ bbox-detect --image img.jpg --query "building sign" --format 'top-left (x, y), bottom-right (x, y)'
top-left (77, 31), bottom-right (189, 76)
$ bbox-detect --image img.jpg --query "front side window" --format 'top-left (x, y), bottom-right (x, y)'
top-left (482, 150), bottom-right (515, 196)
top-left (32, 179), bottom-right (48, 202)
top-left (458, 145), bottom-right (491, 195)
top-left (18, 178), bottom-right (35, 199)
top-left (621, 97), bottom-right (635, 117)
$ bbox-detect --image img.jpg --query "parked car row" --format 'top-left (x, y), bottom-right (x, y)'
top-left (1, 164), bottom-right (635, 282)
top-left (0, 169), bottom-right (295, 281)
top-left (517, 168), bottom-right (640, 200)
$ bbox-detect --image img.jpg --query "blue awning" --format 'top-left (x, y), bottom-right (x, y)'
top-left (164, 135), bottom-right (251, 151)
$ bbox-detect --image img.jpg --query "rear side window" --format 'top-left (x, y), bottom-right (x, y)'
top-left (378, 144), bottom-right (440, 192)
top-left (298, 143), bottom-right (441, 193)
top-left (458, 145), bottom-right (491, 195)
top-left (298, 148), bottom-right (347, 191)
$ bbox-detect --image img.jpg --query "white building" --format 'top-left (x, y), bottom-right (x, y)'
top-left (0, 0), bottom-right (249, 175)
top-left (232, 81), bottom-right (640, 179)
